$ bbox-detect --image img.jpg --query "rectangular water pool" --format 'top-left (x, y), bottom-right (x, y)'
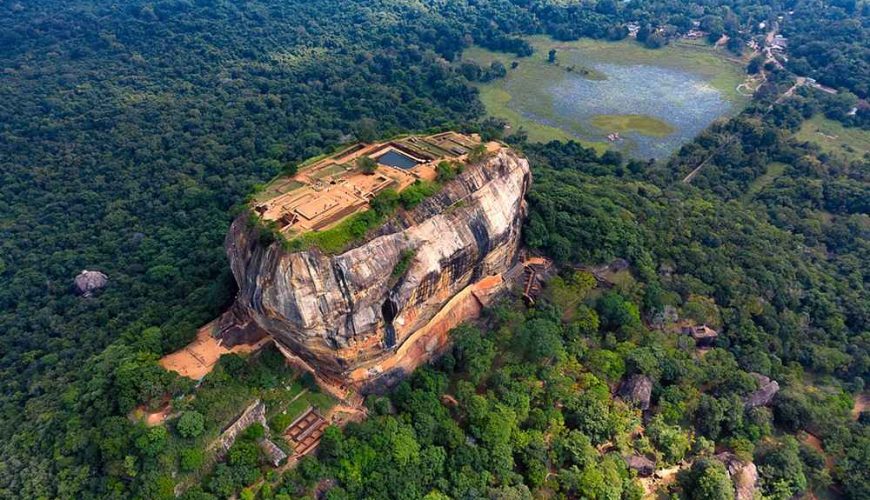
top-left (375, 149), bottom-right (419, 170)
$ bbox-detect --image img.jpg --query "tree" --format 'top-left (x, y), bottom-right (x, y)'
top-left (595, 0), bottom-right (618, 15)
top-left (435, 161), bottom-right (457, 183)
top-left (647, 415), bottom-right (691, 464)
top-left (756, 437), bottom-right (808, 499)
top-left (180, 448), bottom-right (205, 472)
top-left (548, 49), bottom-right (557, 64)
top-left (645, 33), bottom-right (665, 49)
top-left (228, 440), bottom-right (261, 468)
top-left (554, 430), bottom-right (596, 468)
top-left (747, 56), bottom-right (764, 75)
top-left (357, 156), bottom-right (378, 174)
top-left (683, 459), bottom-right (735, 500)
top-left (452, 325), bottom-right (495, 384)
top-left (177, 411), bottom-right (205, 439)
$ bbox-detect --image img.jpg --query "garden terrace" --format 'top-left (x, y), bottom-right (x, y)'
top-left (252, 132), bottom-right (492, 238)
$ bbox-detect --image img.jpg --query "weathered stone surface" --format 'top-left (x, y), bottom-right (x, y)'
top-left (715, 452), bottom-right (758, 500)
top-left (226, 149), bottom-right (530, 387)
top-left (260, 438), bottom-right (288, 467)
top-left (744, 373), bottom-right (779, 409)
top-left (215, 399), bottom-right (267, 456)
top-left (624, 455), bottom-right (656, 476)
top-left (73, 269), bottom-right (108, 297)
top-left (619, 374), bottom-right (653, 410)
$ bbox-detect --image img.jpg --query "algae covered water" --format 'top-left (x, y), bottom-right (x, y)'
top-left (466, 38), bottom-right (748, 159)
top-left (540, 62), bottom-right (733, 159)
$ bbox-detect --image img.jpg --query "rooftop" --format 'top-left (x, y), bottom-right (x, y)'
top-left (251, 132), bottom-right (496, 238)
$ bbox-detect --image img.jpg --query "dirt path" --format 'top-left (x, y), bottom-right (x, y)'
top-left (683, 76), bottom-right (803, 185)
top-left (802, 432), bottom-right (835, 472)
top-left (639, 462), bottom-right (691, 497)
top-left (682, 135), bottom-right (737, 183)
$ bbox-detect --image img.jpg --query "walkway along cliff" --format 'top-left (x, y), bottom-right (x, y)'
top-left (223, 144), bottom-right (531, 394)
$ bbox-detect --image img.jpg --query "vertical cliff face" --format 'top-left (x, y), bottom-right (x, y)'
top-left (226, 148), bottom-right (530, 387)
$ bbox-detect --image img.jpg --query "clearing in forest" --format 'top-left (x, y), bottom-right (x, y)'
top-left (741, 161), bottom-right (787, 203)
top-left (794, 114), bottom-right (870, 162)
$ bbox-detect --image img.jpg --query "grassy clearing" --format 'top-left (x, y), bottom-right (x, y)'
top-left (251, 179), bottom-right (305, 203)
top-left (311, 163), bottom-right (347, 180)
top-left (591, 114), bottom-right (675, 137)
top-left (269, 385), bottom-right (337, 433)
top-left (742, 162), bottom-right (787, 203)
top-left (794, 115), bottom-right (869, 162)
top-left (289, 209), bottom-right (383, 254)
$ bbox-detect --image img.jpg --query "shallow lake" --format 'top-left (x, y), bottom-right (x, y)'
top-left (511, 62), bottom-right (733, 159)
top-left (466, 38), bottom-right (748, 159)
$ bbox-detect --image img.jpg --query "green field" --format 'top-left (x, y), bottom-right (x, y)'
top-left (742, 162), bottom-right (787, 203)
top-left (464, 36), bottom-right (749, 155)
top-left (794, 114), bottom-right (870, 162)
top-left (590, 114), bottom-right (676, 137)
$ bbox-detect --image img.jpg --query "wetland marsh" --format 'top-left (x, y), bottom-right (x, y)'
top-left (464, 37), bottom-right (750, 158)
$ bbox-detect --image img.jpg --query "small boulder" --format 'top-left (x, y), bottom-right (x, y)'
top-left (609, 258), bottom-right (630, 272)
top-left (619, 374), bottom-right (653, 411)
top-left (744, 373), bottom-right (779, 409)
top-left (73, 270), bottom-right (108, 297)
top-left (624, 455), bottom-right (656, 477)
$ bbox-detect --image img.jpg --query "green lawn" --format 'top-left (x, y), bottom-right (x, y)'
top-left (742, 162), bottom-right (787, 203)
top-left (794, 115), bottom-right (870, 162)
top-left (590, 114), bottom-right (675, 137)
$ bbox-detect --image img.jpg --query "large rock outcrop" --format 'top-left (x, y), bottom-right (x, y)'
top-left (618, 374), bottom-right (653, 411)
top-left (226, 149), bottom-right (530, 389)
top-left (73, 269), bottom-right (108, 297)
top-left (715, 452), bottom-right (758, 500)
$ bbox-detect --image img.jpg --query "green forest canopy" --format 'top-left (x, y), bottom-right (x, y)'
top-left (0, 0), bottom-right (866, 498)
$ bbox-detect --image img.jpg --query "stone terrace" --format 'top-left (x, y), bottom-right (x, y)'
top-left (252, 132), bottom-right (490, 237)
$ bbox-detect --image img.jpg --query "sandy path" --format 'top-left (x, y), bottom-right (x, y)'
top-left (159, 321), bottom-right (271, 380)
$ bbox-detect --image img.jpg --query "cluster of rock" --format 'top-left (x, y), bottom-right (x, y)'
top-left (225, 148), bottom-right (530, 389)
top-left (624, 454), bottom-right (656, 476)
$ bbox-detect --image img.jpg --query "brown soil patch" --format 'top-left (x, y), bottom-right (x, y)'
top-left (852, 392), bottom-right (869, 421)
top-left (639, 463), bottom-right (690, 498)
top-left (129, 400), bottom-right (174, 427)
top-left (160, 321), bottom-right (271, 380)
top-left (801, 432), bottom-right (835, 472)
top-left (144, 404), bottom-right (173, 426)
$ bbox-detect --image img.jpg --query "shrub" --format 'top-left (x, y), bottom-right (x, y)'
top-left (177, 411), bottom-right (205, 439)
